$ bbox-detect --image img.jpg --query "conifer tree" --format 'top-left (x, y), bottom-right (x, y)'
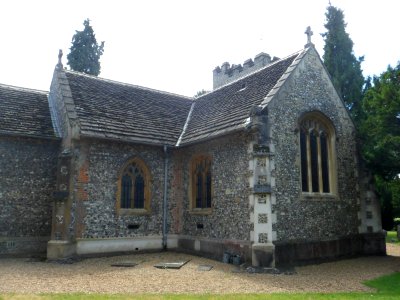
top-left (67, 19), bottom-right (105, 76)
top-left (360, 63), bottom-right (400, 180)
top-left (322, 5), bottom-right (364, 121)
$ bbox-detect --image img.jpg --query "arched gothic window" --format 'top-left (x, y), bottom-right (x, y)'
top-left (118, 158), bottom-right (151, 212)
top-left (191, 155), bottom-right (212, 210)
top-left (299, 113), bottom-right (336, 194)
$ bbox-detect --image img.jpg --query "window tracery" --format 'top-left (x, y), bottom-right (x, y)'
top-left (117, 158), bottom-right (151, 213)
top-left (191, 155), bottom-right (212, 210)
top-left (300, 113), bottom-right (336, 195)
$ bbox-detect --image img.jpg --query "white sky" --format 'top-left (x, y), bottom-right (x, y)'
top-left (0, 0), bottom-right (399, 97)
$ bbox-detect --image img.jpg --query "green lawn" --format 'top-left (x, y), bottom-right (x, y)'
top-left (1, 272), bottom-right (400, 300)
top-left (386, 231), bottom-right (400, 243)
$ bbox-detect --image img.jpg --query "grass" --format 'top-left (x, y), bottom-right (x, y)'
top-left (386, 231), bottom-right (400, 243)
top-left (364, 271), bottom-right (400, 294)
top-left (1, 272), bottom-right (400, 300)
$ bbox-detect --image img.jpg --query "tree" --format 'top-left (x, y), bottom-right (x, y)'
top-left (359, 63), bottom-right (400, 228)
top-left (67, 19), bottom-right (105, 76)
top-left (322, 5), bottom-right (364, 121)
top-left (360, 63), bottom-right (400, 180)
top-left (194, 89), bottom-right (209, 98)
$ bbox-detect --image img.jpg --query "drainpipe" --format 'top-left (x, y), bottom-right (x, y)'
top-left (162, 145), bottom-right (168, 250)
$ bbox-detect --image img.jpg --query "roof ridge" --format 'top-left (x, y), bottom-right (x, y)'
top-left (63, 69), bottom-right (194, 101)
top-left (0, 83), bottom-right (48, 94)
top-left (205, 49), bottom-right (305, 95)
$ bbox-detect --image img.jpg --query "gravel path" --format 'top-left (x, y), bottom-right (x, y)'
top-left (0, 246), bottom-right (399, 294)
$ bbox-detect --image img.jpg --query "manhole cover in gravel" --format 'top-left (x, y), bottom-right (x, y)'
top-left (154, 260), bottom-right (189, 269)
top-left (111, 261), bottom-right (139, 267)
top-left (197, 265), bottom-right (213, 271)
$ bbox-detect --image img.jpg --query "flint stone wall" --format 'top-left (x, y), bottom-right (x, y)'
top-left (268, 48), bottom-right (360, 242)
top-left (169, 132), bottom-right (252, 242)
top-left (0, 136), bottom-right (59, 255)
top-left (70, 139), bottom-right (165, 239)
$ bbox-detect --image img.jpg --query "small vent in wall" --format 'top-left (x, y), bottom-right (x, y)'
top-left (196, 223), bottom-right (204, 229)
top-left (6, 241), bottom-right (16, 249)
top-left (127, 224), bottom-right (140, 230)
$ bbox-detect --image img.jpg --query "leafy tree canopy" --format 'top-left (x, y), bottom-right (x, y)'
top-left (322, 5), bottom-right (364, 121)
top-left (360, 63), bottom-right (400, 180)
top-left (67, 19), bottom-right (105, 76)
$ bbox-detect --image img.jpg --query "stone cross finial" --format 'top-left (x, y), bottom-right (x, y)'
top-left (57, 49), bottom-right (63, 69)
top-left (305, 26), bottom-right (314, 48)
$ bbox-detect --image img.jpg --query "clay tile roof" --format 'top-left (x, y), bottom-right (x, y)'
top-left (0, 84), bottom-right (57, 139)
top-left (64, 71), bottom-right (193, 146)
top-left (178, 51), bottom-right (300, 145)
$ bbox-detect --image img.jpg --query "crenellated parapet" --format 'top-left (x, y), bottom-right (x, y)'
top-left (213, 52), bottom-right (279, 89)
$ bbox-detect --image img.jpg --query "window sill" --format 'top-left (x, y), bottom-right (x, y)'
top-left (118, 208), bottom-right (151, 216)
top-left (189, 208), bottom-right (213, 215)
top-left (301, 193), bottom-right (337, 201)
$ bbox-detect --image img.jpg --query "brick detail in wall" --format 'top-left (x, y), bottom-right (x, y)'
top-left (170, 154), bottom-right (184, 234)
top-left (77, 161), bottom-right (89, 201)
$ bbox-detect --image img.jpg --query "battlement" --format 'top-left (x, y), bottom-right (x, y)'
top-left (213, 52), bottom-right (279, 89)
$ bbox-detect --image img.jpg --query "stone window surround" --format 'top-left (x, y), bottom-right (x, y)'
top-left (116, 157), bottom-right (152, 216)
top-left (189, 154), bottom-right (213, 215)
top-left (299, 111), bottom-right (338, 199)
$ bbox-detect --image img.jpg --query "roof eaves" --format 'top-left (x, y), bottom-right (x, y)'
top-left (80, 132), bottom-right (175, 147)
top-left (179, 123), bottom-right (246, 147)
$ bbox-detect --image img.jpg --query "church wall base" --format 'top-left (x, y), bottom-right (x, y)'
top-left (273, 233), bottom-right (386, 267)
top-left (251, 243), bottom-right (275, 267)
top-left (0, 236), bottom-right (49, 257)
top-left (173, 235), bottom-right (252, 264)
top-left (76, 236), bottom-right (164, 255)
top-left (47, 240), bottom-right (77, 259)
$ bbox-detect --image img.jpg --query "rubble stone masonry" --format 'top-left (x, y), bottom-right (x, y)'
top-left (0, 136), bottom-right (59, 255)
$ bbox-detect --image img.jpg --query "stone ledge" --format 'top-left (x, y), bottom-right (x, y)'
top-left (273, 233), bottom-right (386, 267)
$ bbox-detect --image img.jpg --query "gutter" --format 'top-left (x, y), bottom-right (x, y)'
top-left (162, 145), bottom-right (169, 249)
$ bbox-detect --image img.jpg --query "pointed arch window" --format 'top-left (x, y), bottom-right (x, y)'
top-left (191, 155), bottom-right (212, 211)
top-left (118, 158), bottom-right (151, 214)
top-left (299, 113), bottom-right (336, 195)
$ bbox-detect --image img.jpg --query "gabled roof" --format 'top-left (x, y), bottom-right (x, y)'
top-left (0, 83), bottom-right (57, 139)
top-left (178, 50), bottom-right (302, 145)
top-left (63, 71), bottom-right (193, 146)
top-left (51, 48), bottom-right (305, 147)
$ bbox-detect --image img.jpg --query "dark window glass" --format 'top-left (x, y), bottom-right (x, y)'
top-left (134, 174), bottom-right (145, 208)
top-left (121, 174), bottom-right (132, 208)
top-left (300, 130), bottom-right (308, 192)
top-left (192, 157), bottom-right (212, 209)
top-left (320, 133), bottom-right (330, 193)
top-left (310, 131), bottom-right (319, 192)
top-left (206, 171), bottom-right (212, 208)
top-left (196, 172), bottom-right (203, 208)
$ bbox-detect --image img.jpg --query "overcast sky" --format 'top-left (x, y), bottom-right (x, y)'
top-left (1, 0), bottom-right (399, 96)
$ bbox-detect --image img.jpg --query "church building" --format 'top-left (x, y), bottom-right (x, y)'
top-left (0, 30), bottom-right (385, 266)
